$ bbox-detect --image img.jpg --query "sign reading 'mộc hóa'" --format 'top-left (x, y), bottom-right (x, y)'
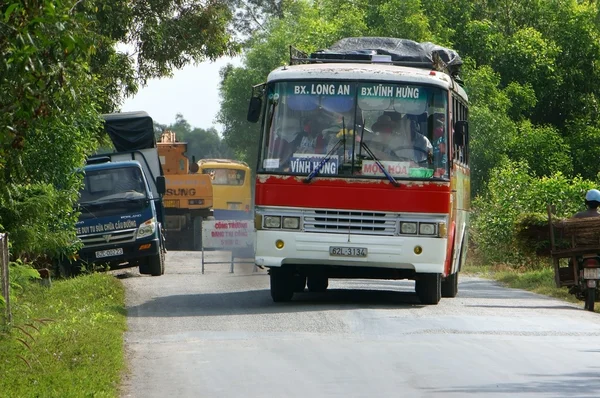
top-left (361, 161), bottom-right (410, 177)
top-left (202, 220), bottom-right (255, 249)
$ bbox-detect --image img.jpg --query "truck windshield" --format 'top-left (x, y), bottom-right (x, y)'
top-left (258, 81), bottom-right (449, 180)
top-left (79, 167), bottom-right (147, 204)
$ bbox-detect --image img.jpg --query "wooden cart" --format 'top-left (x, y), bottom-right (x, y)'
top-left (547, 205), bottom-right (600, 296)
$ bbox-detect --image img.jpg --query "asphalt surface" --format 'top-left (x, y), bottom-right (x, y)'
top-left (118, 250), bottom-right (600, 398)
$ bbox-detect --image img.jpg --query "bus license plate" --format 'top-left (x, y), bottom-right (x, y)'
top-left (329, 247), bottom-right (367, 257)
top-left (95, 248), bottom-right (124, 259)
top-left (584, 268), bottom-right (600, 279)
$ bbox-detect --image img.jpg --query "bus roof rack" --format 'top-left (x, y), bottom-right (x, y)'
top-left (289, 37), bottom-right (463, 78)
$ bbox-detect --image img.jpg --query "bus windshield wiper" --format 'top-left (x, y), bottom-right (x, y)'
top-left (357, 123), bottom-right (399, 187)
top-left (303, 134), bottom-right (346, 184)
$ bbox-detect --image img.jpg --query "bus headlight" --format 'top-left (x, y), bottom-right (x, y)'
top-left (419, 223), bottom-right (436, 236)
top-left (282, 217), bottom-right (300, 229)
top-left (137, 218), bottom-right (156, 239)
top-left (264, 216), bottom-right (281, 229)
top-left (400, 222), bottom-right (417, 235)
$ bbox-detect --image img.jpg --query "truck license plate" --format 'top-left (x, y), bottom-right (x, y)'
top-left (164, 199), bottom-right (179, 208)
top-left (329, 246), bottom-right (367, 257)
top-left (584, 268), bottom-right (600, 279)
top-left (95, 248), bottom-right (124, 259)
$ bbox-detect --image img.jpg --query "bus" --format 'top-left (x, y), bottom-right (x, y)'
top-left (197, 158), bottom-right (253, 220)
top-left (246, 37), bottom-right (470, 304)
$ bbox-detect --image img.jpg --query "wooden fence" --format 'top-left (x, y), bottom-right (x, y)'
top-left (0, 233), bottom-right (11, 324)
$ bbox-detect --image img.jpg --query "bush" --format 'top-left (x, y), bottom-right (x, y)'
top-left (471, 159), bottom-right (599, 265)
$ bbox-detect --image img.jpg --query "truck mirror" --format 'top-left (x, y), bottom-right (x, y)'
top-left (156, 176), bottom-right (166, 195)
top-left (453, 120), bottom-right (468, 146)
top-left (247, 97), bottom-right (262, 123)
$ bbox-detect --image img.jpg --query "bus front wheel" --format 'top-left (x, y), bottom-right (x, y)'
top-left (270, 270), bottom-right (294, 302)
top-left (441, 272), bottom-right (459, 298)
top-left (416, 273), bottom-right (441, 305)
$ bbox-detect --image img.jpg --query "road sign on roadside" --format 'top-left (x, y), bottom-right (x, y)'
top-left (201, 220), bottom-right (255, 273)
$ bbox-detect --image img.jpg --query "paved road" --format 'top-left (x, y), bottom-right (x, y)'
top-left (119, 251), bottom-right (600, 398)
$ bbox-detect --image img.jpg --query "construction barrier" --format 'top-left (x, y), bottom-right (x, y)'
top-left (201, 220), bottom-right (255, 273)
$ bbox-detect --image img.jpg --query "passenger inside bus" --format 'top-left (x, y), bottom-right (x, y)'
top-left (366, 114), bottom-right (432, 164)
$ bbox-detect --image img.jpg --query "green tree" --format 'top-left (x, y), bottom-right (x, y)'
top-left (160, 114), bottom-right (234, 160)
top-left (0, 1), bottom-right (102, 259)
top-left (0, 0), bottom-right (241, 262)
top-left (76, 0), bottom-right (239, 112)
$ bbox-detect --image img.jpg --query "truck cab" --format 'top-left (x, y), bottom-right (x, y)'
top-left (74, 160), bottom-right (165, 275)
top-left (63, 111), bottom-right (167, 276)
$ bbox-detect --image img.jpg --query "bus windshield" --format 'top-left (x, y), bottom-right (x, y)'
top-left (202, 168), bottom-right (246, 186)
top-left (258, 81), bottom-right (449, 180)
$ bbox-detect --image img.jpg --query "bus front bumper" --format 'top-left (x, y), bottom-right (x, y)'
top-left (254, 230), bottom-right (447, 273)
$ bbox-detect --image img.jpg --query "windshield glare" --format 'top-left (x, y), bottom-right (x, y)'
top-left (79, 167), bottom-right (147, 203)
top-left (259, 81), bottom-right (449, 179)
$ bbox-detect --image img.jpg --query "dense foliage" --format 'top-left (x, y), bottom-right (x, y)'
top-left (0, 0), bottom-right (237, 264)
top-left (2, 0), bottom-right (600, 267)
top-left (217, 0), bottom-right (600, 264)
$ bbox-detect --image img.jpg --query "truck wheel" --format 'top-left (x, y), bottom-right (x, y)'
top-left (147, 246), bottom-right (165, 276)
top-left (441, 272), bottom-right (459, 298)
top-left (416, 273), bottom-right (442, 305)
top-left (293, 275), bottom-right (307, 293)
top-left (307, 276), bottom-right (328, 292)
top-left (270, 271), bottom-right (294, 302)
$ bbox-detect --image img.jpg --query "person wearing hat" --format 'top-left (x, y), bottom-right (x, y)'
top-left (572, 189), bottom-right (600, 218)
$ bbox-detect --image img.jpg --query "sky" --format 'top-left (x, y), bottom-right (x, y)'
top-left (121, 56), bottom-right (242, 132)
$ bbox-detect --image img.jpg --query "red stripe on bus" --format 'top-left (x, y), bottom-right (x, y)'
top-left (255, 176), bottom-right (451, 213)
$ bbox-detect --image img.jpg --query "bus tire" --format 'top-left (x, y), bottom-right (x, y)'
top-left (293, 275), bottom-right (307, 292)
top-left (307, 276), bottom-right (328, 292)
top-left (416, 273), bottom-right (441, 305)
top-left (441, 272), bottom-right (459, 298)
top-left (270, 270), bottom-right (294, 302)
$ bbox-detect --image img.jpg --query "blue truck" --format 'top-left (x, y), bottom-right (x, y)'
top-left (64, 111), bottom-right (167, 276)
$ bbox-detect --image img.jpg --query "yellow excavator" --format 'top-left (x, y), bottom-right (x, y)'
top-left (157, 130), bottom-right (213, 250)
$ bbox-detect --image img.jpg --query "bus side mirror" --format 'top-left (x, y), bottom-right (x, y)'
top-left (453, 120), bottom-right (468, 146)
top-left (156, 176), bottom-right (166, 195)
top-left (247, 96), bottom-right (262, 123)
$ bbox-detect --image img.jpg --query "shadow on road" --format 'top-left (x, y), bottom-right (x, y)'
top-left (429, 370), bottom-right (600, 397)
top-left (126, 288), bottom-right (424, 318)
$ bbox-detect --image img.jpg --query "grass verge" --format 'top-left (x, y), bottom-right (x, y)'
top-left (460, 248), bottom-right (600, 312)
top-left (0, 273), bottom-right (126, 398)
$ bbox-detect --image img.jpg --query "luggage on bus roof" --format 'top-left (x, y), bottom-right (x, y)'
top-left (310, 37), bottom-right (462, 76)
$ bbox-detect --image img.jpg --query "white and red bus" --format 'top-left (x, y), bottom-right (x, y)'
top-left (246, 38), bottom-right (470, 304)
